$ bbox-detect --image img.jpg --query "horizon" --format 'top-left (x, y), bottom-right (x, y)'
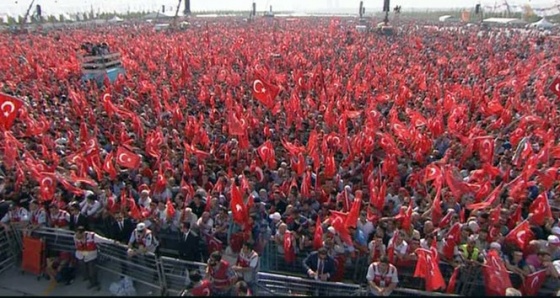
top-left (0, 0), bottom-right (558, 17)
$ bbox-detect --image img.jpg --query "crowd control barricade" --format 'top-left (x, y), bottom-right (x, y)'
top-left (0, 226), bottom-right (16, 275)
top-left (159, 256), bottom-right (207, 295)
top-left (256, 272), bottom-right (362, 296)
top-left (30, 227), bottom-right (76, 253)
top-left (96, 242), bottom-right (166, 294)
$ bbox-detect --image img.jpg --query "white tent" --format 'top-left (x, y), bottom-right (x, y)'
top-left (108, 16), bottom-right (124, 23)
top-left (439, 15), bottom-right (459, 22)
top-left (529, 18), bottom-right (555, 29)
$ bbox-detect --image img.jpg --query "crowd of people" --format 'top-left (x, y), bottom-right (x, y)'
top-left (0, 16), bottom-right (560, 296)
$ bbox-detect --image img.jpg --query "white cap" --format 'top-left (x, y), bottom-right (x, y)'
top-left (269, 212), bottom-right (281, 221)
top-left (136, 223), bottom-right (146, 231)
top-left (141, 189), bottom-right (150, 195)
top-left (468, 221), bottom-right (480, 233)
top-left (548, 235), bottom-right (560, 245)
top-left (490, 242), bottom-right (501, 250)
top-left (551, 226), bottom-right (560, 236)
top-left (327, 226), bottom-right (336, 234)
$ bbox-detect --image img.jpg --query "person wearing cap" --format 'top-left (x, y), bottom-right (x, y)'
top-left (546, 235), bottom-right (560, 261)
top-left (1, 201), bottom-right (29, 230)
top-left (205, 251), bottom-right (237, 296)
top-left (366, 256), bottom-right (399, 296)
top-left (127, 222), bottom-right (159, 257)
top-left (74, 226), bottom-right (116, 290)
top-left (138, 189), bottom-right (152, 209)
top-left (533, 249), bottom-right (560, 279)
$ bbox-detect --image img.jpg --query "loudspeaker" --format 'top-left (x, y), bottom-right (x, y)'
top-left (36, 4), bottom-right (42, 17)
top-left (359, 1), bottom-right (363, 17)
top-left (162, 5), bottom-right (165, 13)
top-left (252, 2), bottom-right (256, 16)
top-left (362, 7), bottom-right (365, 16)
top-left (475, 4), bottom-right (480, 14)
top-left (383, 0), bottom-right (390, 12)
top-left (270, 5), bottom-right (272, 12)
top-left (184, 0), bottom-right (191, 14)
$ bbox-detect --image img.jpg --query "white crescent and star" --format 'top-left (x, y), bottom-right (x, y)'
top-left (516, 230), bottom-right (526, 245)
top-left (253, 80), bottom-right (266, 94)
top-left (118, 153), bottom-right (130, 163)
top-left (530, 275), bottom-right (540, 288)
top-left (1, 101), bottom-right (15, 117)
top-left (235, 204), bottom-right (242, 212)
top-left (554, 82), bottom-right (560, 93)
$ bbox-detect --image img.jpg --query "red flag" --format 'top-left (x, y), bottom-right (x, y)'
top-left (345, 192), bottom-right (362, 229)
top-left (230, 183), bottom-right (248, 226)
top-left (166, 199), bottom-right (176, 218)
top-left (504, 220), bottom-right (534, 250)
top-left (442, 222), bottom-right (462, 260)
top-left (115, 147), bottom-right (141, 169)
top-left (483, 250), bottom-right (512, 296)
top-left (38, 173), bottom-right (57, 201)
top-left (477, 137), bottom-right (495, 164)
top-left (252, 78), bottom-right (280, 109)
top-left (529, 192), bottom-right (553, 226)
top-left (102, 151), bottom-right (118, 180)
top-left (414, 248), bottom-right (446, 291)
top-left (313, 217), bottom-right (324, 250)
top-left (549, 76), bottom-right (560, 98)
top-left (446, 266), bottom-right (460, 294)
top-left (283, 231), bottom-right (296, 263)
top-left (522, 269), bottom-right (547, 296)
top-left (330, 211), bottom-right (353, 245)
top-left (387, 232), bottom-right (399, 263)
top-left (0, 93), bottom-right (24, 130)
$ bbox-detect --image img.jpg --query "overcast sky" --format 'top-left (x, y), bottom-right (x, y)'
top-left (0, 0), bottom-right (557, 16)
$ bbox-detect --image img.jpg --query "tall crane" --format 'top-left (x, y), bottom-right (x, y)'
top-left (20, 0), bottom-right (36, 31)
top-left (172, 0), bottom-right (183, 28)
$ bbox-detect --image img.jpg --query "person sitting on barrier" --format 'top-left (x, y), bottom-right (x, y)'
top-left (1, 201), bottom-right (29, 231)
top-left (366, 256), bottom-right (399, 296)
top-left (303, 247), bottom-right (336, 282)
top-left (127, 222), bottom-right (159, 257)
top-left (26, 199), bottom-right (47, 236)
top-left (205, 251), bottom-right (237, 296)
top-left (233, 280), bottom-right (252, 296)
top-left (233, 242), bottom-right (259, 293)
top-left (74, 226), bottom-right (117, 291)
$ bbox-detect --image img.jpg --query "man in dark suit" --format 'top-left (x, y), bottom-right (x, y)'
top-left (68, 202), bottom-right (88, 232)
top-left (303, 247), bottom-right (336, 281)
top-left (110, 211), bottom-right (134, 244)
top-left (178, 222), bottom-right (202, 262)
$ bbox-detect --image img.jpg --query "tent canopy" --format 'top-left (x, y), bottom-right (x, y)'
top-left (529, 18), bottom-right (555, 29)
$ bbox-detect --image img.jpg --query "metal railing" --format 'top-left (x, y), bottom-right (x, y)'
top-left (0, 226), bottom-right (16, 275)
top-left (6, 226), bottom-right (558, 296)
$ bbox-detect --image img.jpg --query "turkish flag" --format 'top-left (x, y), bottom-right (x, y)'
top-left (313, 217), bottom-right (324, 250)
top-left (283, 231), bottom-right (296, 264)
top-left (387, 232), bottom-right (399, 263)
top-left (251, 78), bottom-right (279, 109)
top-left (505, 220), bottom-right (535, 250)
top-left (102, 151), bottom-right (118, 180)
top-left (424, 164), bottom-right (443, 184)
top-left (330, 210), bottom-right (353, 245)
top-left (0, 93), bottom-right (24, 130)
top-left (230, 184), bottom-right (248, 226)
top-left (345, 193), bottom-right (362, 229)
top-left (442, 222), bottom-right (461, 260)
top-left (483, 250), bottom-right (512, 296)
top-left (446, 266), bottom-right (460, 294)
top-left (477, 137), bottom-right (495, 164)
top-left (115, 147), bottom-right (141, 169)
top-left (549, 76), bottom-right (560, 98)
top-left (414, 248), bottom-right (446, 291)
top-left (522, 269), bottom-right (547, 296)
top-left (166, 199), bottom-right (176, 219)
top-left (529, 192), bottom-right (553, 226)
top-left (38, 172), bottom-right (57, 201)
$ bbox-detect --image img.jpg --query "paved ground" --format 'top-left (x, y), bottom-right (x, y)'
top-left (0, 264), bottom-right (156, 296)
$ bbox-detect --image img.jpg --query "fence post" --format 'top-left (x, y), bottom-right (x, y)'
top-left (155, 256), bottom-right (168, 296)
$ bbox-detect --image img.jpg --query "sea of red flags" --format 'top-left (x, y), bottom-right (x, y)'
top-left (0, 17), bottom-right (559, 295)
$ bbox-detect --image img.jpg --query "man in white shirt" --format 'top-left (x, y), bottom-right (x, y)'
top-left (366, 256), bottom-right (399, 296)
top-left (79, 193), bottom-right (102, 218)
top-left (357, 212), bottom-right (374, 240)
top-left (1, 202), bottom-right (29, 230)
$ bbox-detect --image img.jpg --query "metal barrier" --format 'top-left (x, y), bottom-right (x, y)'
top-left (256, 272), bottom-right (363, 296)
top-left (0, 226), bottom-right (16, 275)
top-left (158, 256), bottom-right (206, 296)
top-left (97, 243), bottom-right (166, 294)
top-left (30, 227), bottom-right (76, 253)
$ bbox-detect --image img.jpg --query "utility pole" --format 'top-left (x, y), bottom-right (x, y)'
top-left (20, 0), bottom-right (36, 31)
